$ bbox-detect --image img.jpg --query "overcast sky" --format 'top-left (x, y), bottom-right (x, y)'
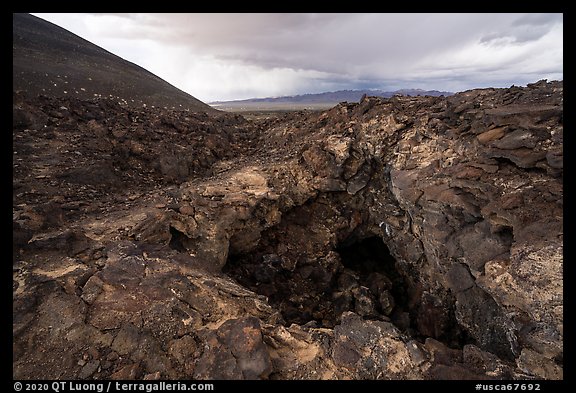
top-left (32, 13), bottom-right (563, 102)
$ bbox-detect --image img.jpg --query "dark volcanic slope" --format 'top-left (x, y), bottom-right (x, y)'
top-left (13, 13), bottom-right (215, 113)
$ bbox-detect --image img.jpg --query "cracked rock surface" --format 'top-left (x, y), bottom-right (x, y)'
top-left (13, 80), bottom-right (562, 380)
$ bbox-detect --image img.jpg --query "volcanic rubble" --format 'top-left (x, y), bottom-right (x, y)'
top-left (13, 80), bottom-right (563, 380)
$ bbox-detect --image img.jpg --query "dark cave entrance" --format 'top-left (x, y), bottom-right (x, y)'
top-left (337, 236), bottom-right (410, 307)
top-left (335, 236), bottom-right (412, 330)
top-left (337, 236), bottom-right (473, 349)
top-left (224, 233), bottom-right (415, 331)
top-left (169, 226), bottom-right (189, 252)
top-left (225, 232), bottom-right (472, 350)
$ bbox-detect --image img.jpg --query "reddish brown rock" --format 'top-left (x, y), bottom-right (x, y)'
top-left (13, 81), bottom-right (562, 380)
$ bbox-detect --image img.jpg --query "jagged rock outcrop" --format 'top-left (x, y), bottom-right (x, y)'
top-left (13, 80), bottom-right (563, 380)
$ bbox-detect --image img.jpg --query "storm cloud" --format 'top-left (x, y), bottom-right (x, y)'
top-left (32, 13), bottom-right (563, 101)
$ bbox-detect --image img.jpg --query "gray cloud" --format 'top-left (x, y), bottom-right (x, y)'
top-left (481, 13), bottom-right (562, 44)
top-left (33, 13), bottom-right (563, 101)
top-left (106, 13), bottom-right (562, 73)
top-left (513, 13), bottom-right (563, 27)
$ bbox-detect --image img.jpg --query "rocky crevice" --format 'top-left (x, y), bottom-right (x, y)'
top-left (13, 81), bottom-right (563, 380)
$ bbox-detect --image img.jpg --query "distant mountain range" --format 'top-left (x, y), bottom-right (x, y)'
top-left (210, 88), bottom-right (453, 107)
